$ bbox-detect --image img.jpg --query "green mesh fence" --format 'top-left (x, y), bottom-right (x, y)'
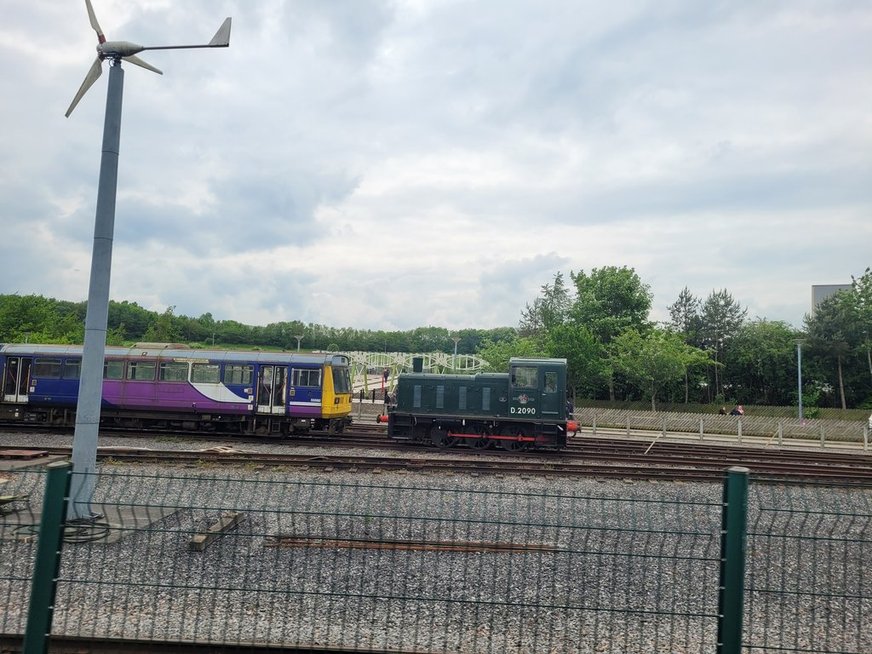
top-left (4, 468), bottom-right (722, 653)
top-left (0, 469), bottom-right (47, 637)
top-left (4, 467), bottom-right (869, 653)
top-left (743, 482), bottom-right (872, 653)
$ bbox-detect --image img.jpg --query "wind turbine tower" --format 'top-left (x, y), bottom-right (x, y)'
top-left (65, 0), bottom-right (231, 519)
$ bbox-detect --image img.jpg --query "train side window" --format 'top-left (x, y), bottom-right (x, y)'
top-left (413, 384), bottom-right (422, 408)
top-left (127, 361), bottom-right (156, 381)
top-left (63, 359), bottom-right (81, 379)
top-left (104, 360), bottom-right (124, 380)
top-left (458, 386), bottom-right (467, 411)
top-left (159, 362), bottom-right (189, 382)
top-left (34, 358), bottom-right (62, 379)
top-left (192, 363), bottom-right (220, 383)
top-left (224, 365), bottom-right (253, 385)
top-left (482, 387), bottom-right (491, 411)
top-left (544, 371), bottom-right (558, 393)
top-left (292, 368), bottom-right (321, 387)
top-left (436, 385), bottom-right (444, 409)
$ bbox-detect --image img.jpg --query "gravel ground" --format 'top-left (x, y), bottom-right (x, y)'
top-left (1, 431), bottom-right (870, 653)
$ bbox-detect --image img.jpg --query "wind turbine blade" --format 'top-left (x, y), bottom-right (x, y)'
top-left (123, 55), bottom-right (163, 75)
top-left (85, 0), bottom-right (106, 44)
top-left (65, 57), bottom-right (103, 118)
top-left (208, 17), bottom-right (232, 47)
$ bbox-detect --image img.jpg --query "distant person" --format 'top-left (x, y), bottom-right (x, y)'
top-left (729, 405), bottom-right (744, 416)
top-left (718, 406), bottom-right (727, 415)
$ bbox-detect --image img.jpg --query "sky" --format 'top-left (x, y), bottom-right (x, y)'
top-left (2, 1), bottom-right (870, 332)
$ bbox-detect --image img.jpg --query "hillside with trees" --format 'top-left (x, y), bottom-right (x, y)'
top-left (2, 266), bottom-right (870, 411)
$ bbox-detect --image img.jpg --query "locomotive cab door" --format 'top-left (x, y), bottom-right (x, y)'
top-left (256, 365), bottom-right (287, 415)
top-left (3, 356), bottom-right (33, 404)
top-left (539, 369), bottom-right (562, 417)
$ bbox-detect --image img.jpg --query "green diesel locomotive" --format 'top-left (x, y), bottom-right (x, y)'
top-left (386, 357), bottom-right (576, 450)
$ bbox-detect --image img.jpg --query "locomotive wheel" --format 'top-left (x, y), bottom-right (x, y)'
top-left (471, 437), bottom-right (489, 450)
top-left (501, 439), bottom-right (527, 452)
top-left (431, 431), bottom-right (456, 448)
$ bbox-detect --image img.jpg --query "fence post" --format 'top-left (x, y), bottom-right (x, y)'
top-left (864, 425), bottom-right (869, 452)
top-left (592, 413), bottom-right (597, 437)
top-left (717, 466), bottom-right (749, 654)
top-left (699, 418), bottom-right (704, 440)
top-left (626, 412), bottom-right (630, 437)
top-left (737, 419), bottom-right (742, 444)
top-left (777, 421), bottom-right (783, 447)
top-left (23, 461), bottom-right (72, 654)
top-left (661, 416), bottom-right (666, 438)
top-left (820, 424), bottom-right (825, 448)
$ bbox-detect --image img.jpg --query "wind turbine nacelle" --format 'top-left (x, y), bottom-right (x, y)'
top-left (98, 41), bottom-right (145, 58)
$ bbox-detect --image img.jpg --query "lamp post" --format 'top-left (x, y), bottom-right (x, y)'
top-left (796, 340), bottom-right (804, 421)
top-left (294, 335), bottom-right (303, 352)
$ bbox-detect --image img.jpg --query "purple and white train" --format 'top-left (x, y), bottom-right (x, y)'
top-left (0, 343), bottom-right (353, 435)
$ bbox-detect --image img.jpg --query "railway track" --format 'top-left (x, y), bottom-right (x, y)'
top-left (4, 442), bottom-right (871, 484)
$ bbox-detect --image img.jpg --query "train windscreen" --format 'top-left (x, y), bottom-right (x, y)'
top-left (333, 366), bottom-right (351, 394)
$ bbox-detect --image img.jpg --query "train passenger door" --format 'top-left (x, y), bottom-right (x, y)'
top-left (3, 357), bottom-right (33, 404)
top-left (256, 365), bottom-right (287, 415)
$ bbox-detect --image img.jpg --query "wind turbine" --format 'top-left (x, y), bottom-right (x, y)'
top-left (65, 0), bottom-right (231, 520)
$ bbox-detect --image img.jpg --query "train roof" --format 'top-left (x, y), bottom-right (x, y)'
top-left (399, 371), bottom-right (509, 382)
top-left (0, 343), bottom-right (349, 366)
top-left (508, 357), bottom-right (567, 366)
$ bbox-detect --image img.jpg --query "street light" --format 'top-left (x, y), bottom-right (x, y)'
top-left (796, 340), bottom-right (804, 421)
top-left (294, 335), bottom-right (303, 352)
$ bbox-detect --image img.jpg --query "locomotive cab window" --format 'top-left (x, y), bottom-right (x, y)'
top-left (292, 369), bottom-right (321, 387)
top-left (512, 366), bottom-right (538, 389)
top-left (127, 361), bottom-right (155, 381)
top-left (224, 365), bottom-right (253, 385)
top-left (159, 362), bottom-right (189, 382)
top-left (192, 363), bottom-right (220, 384)
top-left (104, 360), bottom-right (124, 380)
top-left (33, 358), bottom-right (62, 379)
top-left (544, 371), bottom-right (558, 393)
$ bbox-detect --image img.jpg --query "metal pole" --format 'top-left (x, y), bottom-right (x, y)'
top-left (23, 461), bottom-right (72, 654)
top-left (797, 341), bottom-right (803, 421)
top-left (69, 61), bottom-right (124, 520)
top-left (717, 466), bottom-right (749, 654)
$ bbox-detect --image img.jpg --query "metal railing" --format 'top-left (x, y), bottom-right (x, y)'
top-left (577, 408), bottom-right (870, 449)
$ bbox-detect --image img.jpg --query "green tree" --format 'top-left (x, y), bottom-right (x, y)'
top-left (806, 291), bottom-right (860, 409)
top-left (567, 266), bottom-right (652, 400)
top-left (519, 272), bottom-right (571, 337)
top-left (726, 320), bottom-right (799, 405)
top-left (699, 289), bottom-right (747, 398)
top-left (545, 323), bottom-right (605, 399)
top-left (568, 266), bottom-right (652, 343)
top-left (142, 306), bottom-right (182, 343)
top-left (610, 328), bottom-right (710, 410)
top-left (477, 336), bottom-right (545, 372)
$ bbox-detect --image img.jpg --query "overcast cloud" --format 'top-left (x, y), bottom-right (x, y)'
top-left (1, 1), bottom-right (870, 331)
